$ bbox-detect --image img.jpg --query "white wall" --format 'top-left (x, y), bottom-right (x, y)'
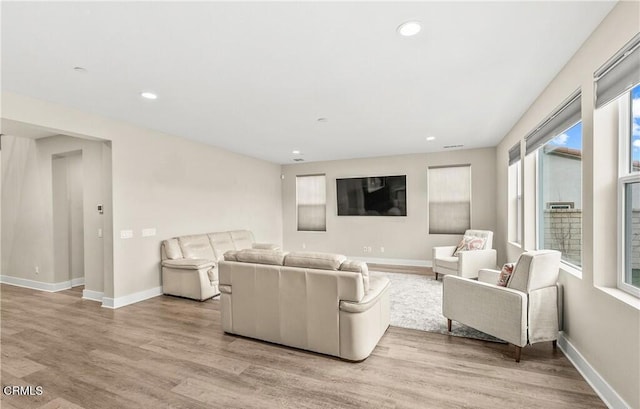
top-left (2, 134), bottom-right (108, 294)
top-left (1, 94), bottom-right (284, 300)
top-left (282, 148), bottom-right (496, 263)
top-left (495, 2), bottom-right (639, 408)
top-left (52, 152), bottom-right (85, 282)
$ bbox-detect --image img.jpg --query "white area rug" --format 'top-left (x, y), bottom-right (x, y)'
top-left (371, 271), bottom-right (504, 343)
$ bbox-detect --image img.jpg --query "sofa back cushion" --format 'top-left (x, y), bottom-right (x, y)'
top-left (236, 249), bottom-right (286, 266)
top-left (162, 238), bottom-right (183, 260)
top-left (208, 232), bottom-right (235, 261)
top-left (230, 230), bottom-right (255, 251)
top-left (179, 235), bottom-right (216, 260)
top-left (339, 260), bottom-right (370, 293)
top-left (284, 251), bottom-right (347, 271)
top-left (507, 250), bottom-right (561, 293)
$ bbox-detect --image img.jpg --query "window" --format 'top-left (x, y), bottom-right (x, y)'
top-left (296, 174), bottom-right (326, 232)
top-left (508, 143), bottom-right (522, 244)
top-left (617, 84), bottom-right (640, 296)
top-left (538, 121), bottom-right (583, 268)
top-left (428, 165), bottom-right (471, 234)
top-left (631, 85), bottom-right (640, 173)
top-left (620, 177), bottom-right (640, 296)
top-left (594, 32), bottom-right (639, 296)
top-left (525, 89), bottom-right (582, 269)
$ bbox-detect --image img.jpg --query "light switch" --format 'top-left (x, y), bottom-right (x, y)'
top-left (120, 230), bottom-right (133, 239)
top-left (142, 228), bottom-right (156, 237)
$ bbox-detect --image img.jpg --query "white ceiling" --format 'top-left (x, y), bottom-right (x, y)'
top-left (1, 1), bottom-right (616, 164)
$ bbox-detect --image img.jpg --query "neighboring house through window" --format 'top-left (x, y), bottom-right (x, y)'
top-left (525, 89), bottom-right (582, 270)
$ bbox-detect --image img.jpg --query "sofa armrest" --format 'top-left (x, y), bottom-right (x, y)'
top-left (457, 249), bottom-right (497, 279)
top-left (162, 258), bottom-right (215, 270)
top-left (442, 275), bottom-right (527, 346)
top-left (478, 268), bottom-right (501, 285)
top-left (433, 245), bottom-right (457, 259)
top-left (339, 276), bottom-right (390, 313)
top-left (252, 243), bottom-right (281, 251)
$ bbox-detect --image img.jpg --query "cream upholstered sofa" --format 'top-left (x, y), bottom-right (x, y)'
top-left (432, 229), bottom-right (497, 280)
top-left (160, 230), bottom-right (279, 301)
top-left (219, 250), bottom-right (390, 361)
top-left (442, 250), bottom-right (562, 362)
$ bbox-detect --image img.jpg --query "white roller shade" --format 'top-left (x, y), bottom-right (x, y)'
top-left (508, 142), bottom-right (521, 166)
top-left (525, 89), bottom-right (581, 156)
top-left (595, 33), bottom-right (640, 109)
top-left (296, 174), bottom-right (326, 231)
top-left (428, 165), bottom-right (471, 234)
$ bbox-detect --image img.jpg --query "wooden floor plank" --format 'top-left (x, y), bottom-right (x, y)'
top-left (0, 283), bottom-right (605, 408)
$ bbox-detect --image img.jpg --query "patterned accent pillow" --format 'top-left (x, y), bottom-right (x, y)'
top-left (497, 263), bottom-right (515, 287)
top-left (452, 235), bottom-right (487, 256)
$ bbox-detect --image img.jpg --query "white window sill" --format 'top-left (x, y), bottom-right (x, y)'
top-left (595, 285), bottom-right (640, 310)
top-left (559, 262), bottom-right (582, 279)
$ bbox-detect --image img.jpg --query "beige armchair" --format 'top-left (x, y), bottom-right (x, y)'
top-left (432, 229), bottom-right (496, 280)
top-left (442, 250), bottom-right (562, 362)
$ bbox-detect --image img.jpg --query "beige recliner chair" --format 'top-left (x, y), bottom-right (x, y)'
top-left (442, 250), bottom-right (562, 362)
top-left (432, 229), bottom-right (496, 280)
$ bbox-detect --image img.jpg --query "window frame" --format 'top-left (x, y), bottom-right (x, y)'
top-left (508, 159), bottom-right (522, 245)
top-left (617, 89), bottom-right (640, 297)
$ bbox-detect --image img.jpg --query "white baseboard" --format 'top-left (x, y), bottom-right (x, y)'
top-left (348, 256), bottom-right (431, 267)
top-left (82, 289), bottom-right (104, 302)
top-left (0, 275), bottom-right (72, 292)
top-left (101, 286), bottom-right (163, 309)
top-left (71, 277), bottom-right (85, 287)
top-left (557, 332), bottom-right (630, 409)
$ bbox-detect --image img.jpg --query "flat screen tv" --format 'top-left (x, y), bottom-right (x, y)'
top-left (336, 175), bottom-right (406, 216)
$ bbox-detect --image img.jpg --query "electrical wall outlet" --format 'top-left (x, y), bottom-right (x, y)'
top-left (98, 228), bottom-right (103, 238)
top-left (35, 266), bottom-right (39, 275)
top-left (120, 230), bottom-right (133, 239)
top-left (367, 246), bottom-right (372, 253)
top-left (380, 246), bottom-right (385, 253)
top-left (302, 243), bottom-right (306, 249)
top-left (142, 228), bottom-right (156, 237)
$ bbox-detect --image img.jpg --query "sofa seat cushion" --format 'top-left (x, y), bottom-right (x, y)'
top-left (162, 258), bottom-right (215, 270)
top-left (340, 260), bottom-right (370, 293)
top-left (434, 256), bottom-right (459, 270)
top-left (284, 252), bottom-right (347, 271)
top-left (236, 249), bottom-right (286, 265)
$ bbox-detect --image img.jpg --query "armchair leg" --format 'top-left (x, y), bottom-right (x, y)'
top-left (435, 272), bottom-right (439, 280)
top-left (552, 340), bottom-right (557, 349)
top-left (514, 345), bottom-right (522, 363)
top-left (447, 319), bottom-right (452, 332)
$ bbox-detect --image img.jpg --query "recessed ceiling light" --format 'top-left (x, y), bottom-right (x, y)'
top-left (317, 118), bottom-right (328, 123)
top-left (397, 21), bottom-right (421, 37)
top-left (426, 136), bottom-right (436, 141)
top-left (292, 150), bottom-right (301, 155)
top-left (140, 92), bottom-right (158, 100)
top-left (73, 66), bottom-right (87, 73)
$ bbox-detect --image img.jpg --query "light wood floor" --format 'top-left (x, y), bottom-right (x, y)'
top-left (0, 283), bottom-right (604, 409)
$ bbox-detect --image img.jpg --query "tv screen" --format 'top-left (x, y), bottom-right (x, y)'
top-left (336, 175), bottom-right (406, 216)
